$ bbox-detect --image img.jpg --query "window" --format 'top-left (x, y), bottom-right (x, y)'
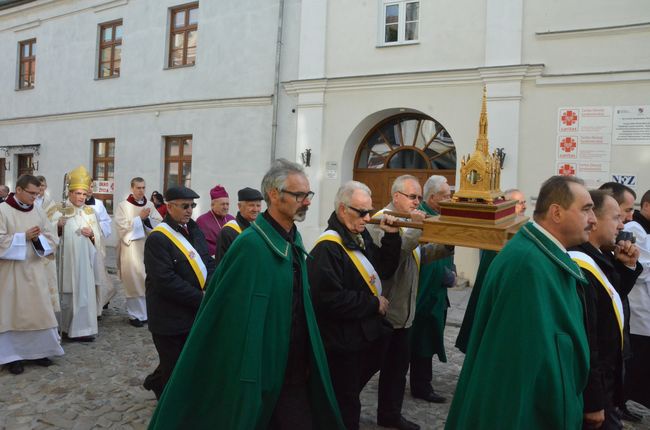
top-left (0, 159), bottom-right (6, 185)
top-left (92, 139), bottom-right (115, 214)
top-left (98, 20), bottom-right (123, 79)
top-left (168, 3), bottom-right (198, 67)
top-left (381, 1), bottom-right (419, 45)
top-left (164, 135), bottom-right (192, 190)
top-left (18, 39), bottom-right (36, 89)
top-left (17, 154), bottom-right (34, 177)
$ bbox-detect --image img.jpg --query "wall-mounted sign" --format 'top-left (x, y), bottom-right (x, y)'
top-left (613, 105), bottom-right (650, 145)
top-left (93, 180), bottom-right (114, 194)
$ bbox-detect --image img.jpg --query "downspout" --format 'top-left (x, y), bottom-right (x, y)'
top-left (270, 0), bottom-right (285, 162)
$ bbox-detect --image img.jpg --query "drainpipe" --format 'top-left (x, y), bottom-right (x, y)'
top-left (270, 0), bottom-right (285, 162)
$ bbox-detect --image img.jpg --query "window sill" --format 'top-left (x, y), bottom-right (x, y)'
top-left (163, 63), bottom-right (196, 70)
top-left (376, 40), bottom-right (420, 48)
top-left (15, 86), bottom-right (35, 91)
top-left (94, 75), bottom-right (120, 81)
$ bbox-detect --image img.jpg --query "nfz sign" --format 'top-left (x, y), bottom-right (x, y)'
top-left (611, 174), bottom-right (637, 187)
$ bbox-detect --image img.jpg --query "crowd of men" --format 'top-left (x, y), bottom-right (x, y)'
top-left (1, 159), bottom-right (649, 430)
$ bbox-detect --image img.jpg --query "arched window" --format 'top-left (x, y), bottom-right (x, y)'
top-left (353, 113), bottom-right (456, 208)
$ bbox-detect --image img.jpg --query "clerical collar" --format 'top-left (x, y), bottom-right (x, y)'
top-left (4, 193), bottom-right (34, 212)
top-left (127, 194), bottom-right (147, 207)
top-left (532, 221), bottom-right (567, 252)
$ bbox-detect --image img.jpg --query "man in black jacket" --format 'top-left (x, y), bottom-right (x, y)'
top-left (308, 181), bottom-right (401, 430)
top-left (214, 187), bottom-right (263, 264)
top-left (143, 186), bottom-right (216, 399)
top-left (569, 190), bottom-right (641, 430)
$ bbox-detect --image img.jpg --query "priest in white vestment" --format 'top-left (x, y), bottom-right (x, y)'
top-left (84, 189), bottom-right (116, 315)
top-left (0, 175), bottom-right (63, 375)
top-left (50, 166), bottom-right (110, 341)
top-left (35, 175), bottom-right (61, 313)
top-left (115, 177), bottom-right (162, 326)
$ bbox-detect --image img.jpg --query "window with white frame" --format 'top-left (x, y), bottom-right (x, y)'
top-left (381, 1), bottom-right (419, 45)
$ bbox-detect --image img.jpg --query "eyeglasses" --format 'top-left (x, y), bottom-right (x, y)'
top-left (346, 205), bottom-right (373, 218)
top-left (398, 191), bottom-right (423, 201)
top-left (169, 202), bottom-right (197, 210)
top-left (280, 189), bottom-right (315, 203)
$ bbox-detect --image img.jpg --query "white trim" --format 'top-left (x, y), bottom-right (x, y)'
top-left (536, 21), bottom-right (650, 39)
top-left (0, 232), bottom-right (27, 260)
top-left (0, 96), bottom-right (273, 125)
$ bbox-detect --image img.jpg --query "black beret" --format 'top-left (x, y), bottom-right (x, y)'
top-left (238, 187), bottom-right (263, 201)
top-left (164, 186), bottom-right (200, 201)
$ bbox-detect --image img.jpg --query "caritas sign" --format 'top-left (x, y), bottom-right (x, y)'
top-left (93, 180), bottom-right (114, 194)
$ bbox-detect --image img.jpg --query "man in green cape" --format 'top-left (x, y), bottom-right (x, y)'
top-left (409, 175), bottom-right (454, 403)
top-left (455, 188), bottom-right (527, 353)
top-left (446, 176), bottom-right (595, 430)
top-left (148, 159), bottom-right (344, 430)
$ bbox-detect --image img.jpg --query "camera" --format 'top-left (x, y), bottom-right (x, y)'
top-left (615, 230), bottom-right (636, 244)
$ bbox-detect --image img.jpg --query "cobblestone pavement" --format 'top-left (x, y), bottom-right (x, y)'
top-left (1, 276), bottom-right (649, 429)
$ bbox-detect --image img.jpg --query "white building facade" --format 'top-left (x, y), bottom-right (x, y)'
top-left (1, 0), bottom-right (649, 277)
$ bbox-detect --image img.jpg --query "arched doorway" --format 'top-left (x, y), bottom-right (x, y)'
top-left (353, 113), bottom-right (456, 209)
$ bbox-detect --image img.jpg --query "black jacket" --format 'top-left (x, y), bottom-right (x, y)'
top-left (144, 215), bottom-right (216, 336)
top-left (307, 212), bottom-right (401, 352)
top-left (570, 242), bottom-right (642, 411)
top-left (214, 212), bottom-right (251, 264)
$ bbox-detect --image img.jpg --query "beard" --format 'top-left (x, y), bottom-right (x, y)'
top-left (293, 207), bottom-right (308, 222)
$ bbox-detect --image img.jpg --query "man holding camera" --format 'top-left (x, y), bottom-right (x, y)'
top-left (569, 190), bottom-right (641, 430)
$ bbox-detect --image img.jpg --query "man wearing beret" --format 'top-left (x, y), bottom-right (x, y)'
top-left (142, 186), bottom-right (216, 399)
top-left (196, 184), bottom-right (235, 257)
top-left (215, 187), bottom-right (264, 263)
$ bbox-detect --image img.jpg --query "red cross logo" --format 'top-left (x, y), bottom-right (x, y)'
top-left (558, 164), bottom-right (576, 176)
top-left (561, 110), bottom-right (578, 126)
top-left (560, 137), bottom-right (577, 153)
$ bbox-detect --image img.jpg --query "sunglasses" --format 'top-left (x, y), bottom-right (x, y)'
top-left (347, 205), bottom-right (373, 218)
top-left (170, 202), bottom-right (197, 210)
top-left (398, 191), bottom-right (423, 201)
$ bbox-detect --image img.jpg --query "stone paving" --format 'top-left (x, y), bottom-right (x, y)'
top-left (1, 267), bottom-right (649, 429)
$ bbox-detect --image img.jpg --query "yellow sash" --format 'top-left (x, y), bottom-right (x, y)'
top-left (223, 220), bottom-right (242, 234)
top-left (153, 223), bottom-right (207, 289)
top-left (314, 231), bottom-right (381, 296)
top-left (570, 251), bottom-right (624, 350)
top-left (372, 208), bottom-right (421, 269)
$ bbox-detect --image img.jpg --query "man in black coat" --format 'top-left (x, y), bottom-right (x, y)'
top-left (143, 186), bottom-right (216, 399)
top-left (214, 187), bottom-right (263, 264)
top-left (569, 190), bottom-right (641, 430)
top-left (307, 181), bottom-right (401, 430)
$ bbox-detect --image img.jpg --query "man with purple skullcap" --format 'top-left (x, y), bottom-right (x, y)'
top-left (196, 185), bottom-right (235, 257)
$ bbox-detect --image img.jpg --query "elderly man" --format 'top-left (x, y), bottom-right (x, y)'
top-left (0, 175), bottom-right (61, 375)
top-left (409, 175), bottom-right (454, 404)
top-left (215, 187), bottom-right (263, 263)
top-left (50, 166), bottom-right (109, 342)
top-left (142, 186), bottom-right (215, 399)
top-left (366, 174), bottom-right (452, 430)
top-left (455, 188), bottom-right (526, 353)
top-left (0, 184), bottom-right (9, 203)
top-left (115, 177), bottom-right (163, 327)
top-left (446, 176), bottom-right (596, 430)
top-left (196, 184), bottom-right (235, 257)
top-left (569, 190), bottom-right (641, 430)
top-left (148, 159), bottom-right (344, 430)
top-left (624, 189), bottom-right (650, 411)
top-left (308, 181), bottom-right (401, 430)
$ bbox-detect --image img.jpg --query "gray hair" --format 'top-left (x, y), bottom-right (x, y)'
top-left (391, 174), bottom-right (419, 195)
top-left (423, 175), bottom-right (448, 200)
top-left (504, 188), bottom-right (522, 199)
top-left (0, 184), bottom-right (9, 194)
top-left (261, 158), bottom-right (305, 205)
top-left (335, 181), bottom-right (371, 210)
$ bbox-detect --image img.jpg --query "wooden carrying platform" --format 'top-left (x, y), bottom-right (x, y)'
top-left (420, 215), bottom-right (529, 251)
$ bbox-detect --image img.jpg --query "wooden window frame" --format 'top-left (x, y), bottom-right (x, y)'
top-left (0, 159), bottom-right (5, 185)
top-left (98, 20), bottom-right (123, 79)
top-left (18, 38), bottom-right (36, 89)
top-left (92, 139), bottom-right (115, 214)
top-left (168, 3), bottom-right (198, 68)
top-left (164, 135), bottom-right (192, 190)
top-left (17, 153), bottom-right (34, 177)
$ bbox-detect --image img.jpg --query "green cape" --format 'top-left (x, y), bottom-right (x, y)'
top-left (445, 223), bottom-right (589, 430)
top-left (410, 202), bottom-right (454, 361)
top-left (454, 249), bottom-right (497, 353)
top-left (148, 215), bottom-right (344, 430)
